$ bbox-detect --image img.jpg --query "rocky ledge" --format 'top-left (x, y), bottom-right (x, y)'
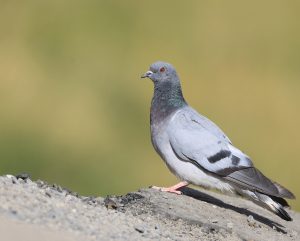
top-left (0, 175), bottom-right (299, 241)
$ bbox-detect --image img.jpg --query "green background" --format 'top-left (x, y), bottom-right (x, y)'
top-left (0, 1), bottom-right (299, 211)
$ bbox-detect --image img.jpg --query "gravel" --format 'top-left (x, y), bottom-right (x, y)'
top-left (0, 174), bottom-right (299, 241)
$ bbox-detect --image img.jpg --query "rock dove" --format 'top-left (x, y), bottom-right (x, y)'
top-left (141, 61), bottom-right (295, 221)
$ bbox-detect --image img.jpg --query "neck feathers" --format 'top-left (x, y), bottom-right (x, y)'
top-left (151, 81), bottom-right (186, 124)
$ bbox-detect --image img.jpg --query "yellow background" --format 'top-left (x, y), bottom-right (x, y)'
top-left (0, 1), bottom-right (299, 210)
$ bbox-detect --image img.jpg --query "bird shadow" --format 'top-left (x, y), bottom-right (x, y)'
top-left (179, 186), bottom-right (287, 233)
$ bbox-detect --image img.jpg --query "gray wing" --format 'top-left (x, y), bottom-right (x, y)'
top-left (167, 107), bottom-right (253, 176)
top-left (187, 107), bottom-right (232, 144)
top-left (167, 107), bottom-right (293, 198)
top-left (225, 168), bottom-right (295, 198)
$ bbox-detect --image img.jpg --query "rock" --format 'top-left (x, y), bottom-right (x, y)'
top-left (134, 224), bottom-right (145, 233)
top-left (0, 175), bottom-right (299, 241)
top-left (227, 222), bottom-right (233, 229)
top-left (247, 215), bottom-right (256, 227)
top-left (104, 196), bottom-right (118, 210)
top-left (16, 173), bottom-right (30, 180)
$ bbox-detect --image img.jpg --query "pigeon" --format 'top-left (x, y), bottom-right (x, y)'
top-left (141, 61), bottom-right (295, 221)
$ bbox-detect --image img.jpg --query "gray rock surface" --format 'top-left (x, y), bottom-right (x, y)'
top-left (0, 175), bottom-right (299, 241)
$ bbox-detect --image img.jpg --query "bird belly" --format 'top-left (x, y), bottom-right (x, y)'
top-left (158, 140), bottom-right (233, 192)
top-left (168, 156), bottom-right (233, 193)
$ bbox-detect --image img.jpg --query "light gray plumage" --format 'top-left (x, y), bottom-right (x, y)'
top-left (142, 61), bottom-right (295, 221)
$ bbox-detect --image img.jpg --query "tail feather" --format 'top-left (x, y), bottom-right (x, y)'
top-left (274, 204), bottom-right (292, 221)
top-left (237, 189), bottom-right (292, 221)
top-left (255, 192), bottom-right (292, 221)
top-left (269, 195), bottom-right (290, 208)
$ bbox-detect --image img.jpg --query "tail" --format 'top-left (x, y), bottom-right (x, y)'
top-left (256, 192), bottom-right (292, 221)
top-left (224, 167), bottom-right (294, 221)
top-left (238, 189), bottom-right (292, 221)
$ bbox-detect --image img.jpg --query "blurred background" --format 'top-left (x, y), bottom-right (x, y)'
top-left (0, 1), bottom-right (299, 210)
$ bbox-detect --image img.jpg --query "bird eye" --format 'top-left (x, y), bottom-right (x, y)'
top-left (159, 67), bottom-right (166, 73)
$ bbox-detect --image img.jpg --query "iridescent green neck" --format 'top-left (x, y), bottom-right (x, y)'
top-left (151, 81), bottom-right (186, 124)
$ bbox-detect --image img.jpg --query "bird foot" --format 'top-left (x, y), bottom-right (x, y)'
top-left (150, 181), bottom-right (189, 195)
top-left (151, 186), bottom-right (183, 195)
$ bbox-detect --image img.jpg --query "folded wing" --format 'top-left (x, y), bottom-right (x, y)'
top-left (167, 107), bottom-right (253, 175)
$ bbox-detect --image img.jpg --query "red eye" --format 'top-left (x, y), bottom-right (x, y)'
top-left (160, 67), bottom-right (165, 73)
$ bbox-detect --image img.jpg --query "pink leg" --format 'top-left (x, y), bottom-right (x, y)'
top-left (151, 181), bottom-right (189, 195)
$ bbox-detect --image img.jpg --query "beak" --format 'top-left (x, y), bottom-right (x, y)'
top-left (141, 70), bottom-right (153, 79)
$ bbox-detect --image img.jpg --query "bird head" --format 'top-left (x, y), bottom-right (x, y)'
top-left (141, 61), bottom-right (178, 83)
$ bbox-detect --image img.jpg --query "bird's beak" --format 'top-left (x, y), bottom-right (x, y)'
top-left (141, 70), bottom-right (153, 79)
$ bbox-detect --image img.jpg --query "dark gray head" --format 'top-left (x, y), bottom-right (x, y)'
top-left (141, 61), bottom-right (179, 84)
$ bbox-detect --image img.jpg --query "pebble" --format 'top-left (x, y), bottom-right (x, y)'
top-left (247, 215), bottom-right (261, 228)
top-left (104, 197), bottom-right (118, 209)
top-left (134, 225), bottom-right (145, 233)
top-left (45, 191), bottom-right (52, 198)
top-left (227, 222), bottom-right (233, 229)
top-left (247, 215), bottom-right (255, 227)
top-left (7, 175), bottom-right (18, 184)
top-left (290, 230), bottom-right (298, 237)
top-left (16, 173), bottom-right (30, 180)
